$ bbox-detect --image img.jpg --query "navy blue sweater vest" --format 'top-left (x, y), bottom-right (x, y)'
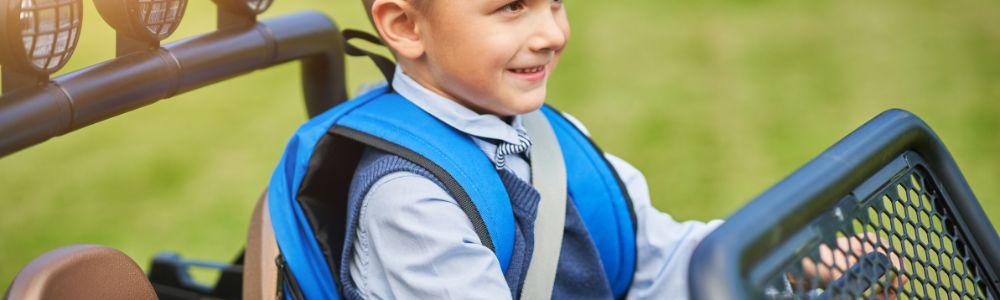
top-left (337, 147), bottom-right (615, 299)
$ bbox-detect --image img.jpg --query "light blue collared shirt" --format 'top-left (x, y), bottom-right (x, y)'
top-left (348, 67), bottom-right (723, 299)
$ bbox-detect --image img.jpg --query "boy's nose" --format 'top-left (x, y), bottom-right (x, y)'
top-left (528, 11), bottom-right (568, 54)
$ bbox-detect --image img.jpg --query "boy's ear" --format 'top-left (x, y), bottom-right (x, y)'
top-left (370, 0), bottom-right (425, 60)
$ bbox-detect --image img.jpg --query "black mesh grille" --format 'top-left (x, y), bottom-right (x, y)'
top-left (18, 0), bottom-right (82, 73)
top-left (763, 161), bottom-right (996, 299)
top-left (136, 0), bottom-right (186, 40)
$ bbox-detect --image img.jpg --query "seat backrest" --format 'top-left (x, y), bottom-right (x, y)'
top-left (5, 245), bottom-right (157, 300)
top-left (689, 110), bottom-right (1000, 299)
top-left (243, 191), bottom-right (280, 300)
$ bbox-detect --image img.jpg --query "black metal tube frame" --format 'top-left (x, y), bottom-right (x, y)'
top-left (0, 11), bottom-right (348, 158)
top-left (688, 109), bottom-right (1000, 299)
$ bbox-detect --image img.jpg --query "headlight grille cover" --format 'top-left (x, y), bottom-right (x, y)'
top-left (19, 0), bottom-right (82, 73)
top-left (136, 0), bottom-right (186, 40)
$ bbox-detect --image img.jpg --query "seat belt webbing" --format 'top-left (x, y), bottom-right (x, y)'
top-left (520, 110), bottom-right (568, 300)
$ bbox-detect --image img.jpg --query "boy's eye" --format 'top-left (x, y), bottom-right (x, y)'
top-left (500, 1), bottom-right (526, 14)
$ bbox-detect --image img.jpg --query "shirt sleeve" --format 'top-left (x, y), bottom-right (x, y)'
top-left (561, 111), bottom-right (724, 299)
top-left (604, 154), bottom-right (724, 299)
top-left (350, 171), bottom-right (513, 300)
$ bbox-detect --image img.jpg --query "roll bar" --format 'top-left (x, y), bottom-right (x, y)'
top-left (0, 11), bottom-right (348, 158)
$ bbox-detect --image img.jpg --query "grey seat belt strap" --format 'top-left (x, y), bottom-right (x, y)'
top-left (519, 110), bottom-right (568, 300)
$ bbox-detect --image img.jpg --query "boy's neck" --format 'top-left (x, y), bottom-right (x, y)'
top-left (397, 65), bottom-right (498, 116)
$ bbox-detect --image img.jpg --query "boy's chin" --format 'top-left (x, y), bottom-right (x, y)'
top-left (504, 90), bottom-right (547, 115)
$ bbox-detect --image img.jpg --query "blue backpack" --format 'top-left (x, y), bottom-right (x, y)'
top-left (267, 86), bottom-right (637, 299)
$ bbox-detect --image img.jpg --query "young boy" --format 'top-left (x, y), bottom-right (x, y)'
top-left (268, 1), bottom-right (907, 299)
top-left (342, 0), bottom-right (722, 299)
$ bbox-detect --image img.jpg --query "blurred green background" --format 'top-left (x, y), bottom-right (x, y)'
top-left (1, 0), bottom-right (998, 289)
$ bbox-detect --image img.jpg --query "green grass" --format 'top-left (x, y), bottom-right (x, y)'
top-left (1, 0), bottom-right (998, 289)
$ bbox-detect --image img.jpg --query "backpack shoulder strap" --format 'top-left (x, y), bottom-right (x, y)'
top-left (332, 92), bottom-right (517, 269)
top-left (541, 105), bottom-right (638, 298)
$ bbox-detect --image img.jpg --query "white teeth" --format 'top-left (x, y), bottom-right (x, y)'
top-left (512, 66), bottom-right (543, 73)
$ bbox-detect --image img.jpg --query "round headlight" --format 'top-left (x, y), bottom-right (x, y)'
top-left (0, 0), bottom-right (83, 75)
top-left (243, 0), bottom-right (273, 14)
top-left (94, 0), bottom-right (187, 42)
top-left (213, 0), bottom-right (274, 16)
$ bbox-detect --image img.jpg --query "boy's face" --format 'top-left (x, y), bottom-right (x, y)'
top-left (409, 0), bottom-right (569, 116)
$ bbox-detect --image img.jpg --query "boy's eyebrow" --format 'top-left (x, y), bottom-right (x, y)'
top-left (465, 0), bottom-right (510, 13)
top-left (484, 0), bottom-right (516, 6)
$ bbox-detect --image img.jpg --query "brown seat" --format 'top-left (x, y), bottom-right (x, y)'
top-left (5, 245), bottom-right (157, 300)
top-left (243, 191), bottom-right (280, 300)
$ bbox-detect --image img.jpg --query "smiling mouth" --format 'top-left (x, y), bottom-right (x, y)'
top-left (509, 65), bottom-right (545, 74)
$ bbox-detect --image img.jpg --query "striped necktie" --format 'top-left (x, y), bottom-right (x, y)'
top-left (494, 128), bottom-right (533, 170)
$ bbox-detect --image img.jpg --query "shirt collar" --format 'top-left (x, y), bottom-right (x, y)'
top-left (391, 67), bottom-right (526, 145)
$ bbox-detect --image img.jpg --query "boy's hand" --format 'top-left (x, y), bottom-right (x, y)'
top-left (795, 233), bottom-right (909, 299)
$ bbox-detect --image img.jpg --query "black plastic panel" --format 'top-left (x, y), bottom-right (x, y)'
top-left (689, 110), bottom-right (1000, 300)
